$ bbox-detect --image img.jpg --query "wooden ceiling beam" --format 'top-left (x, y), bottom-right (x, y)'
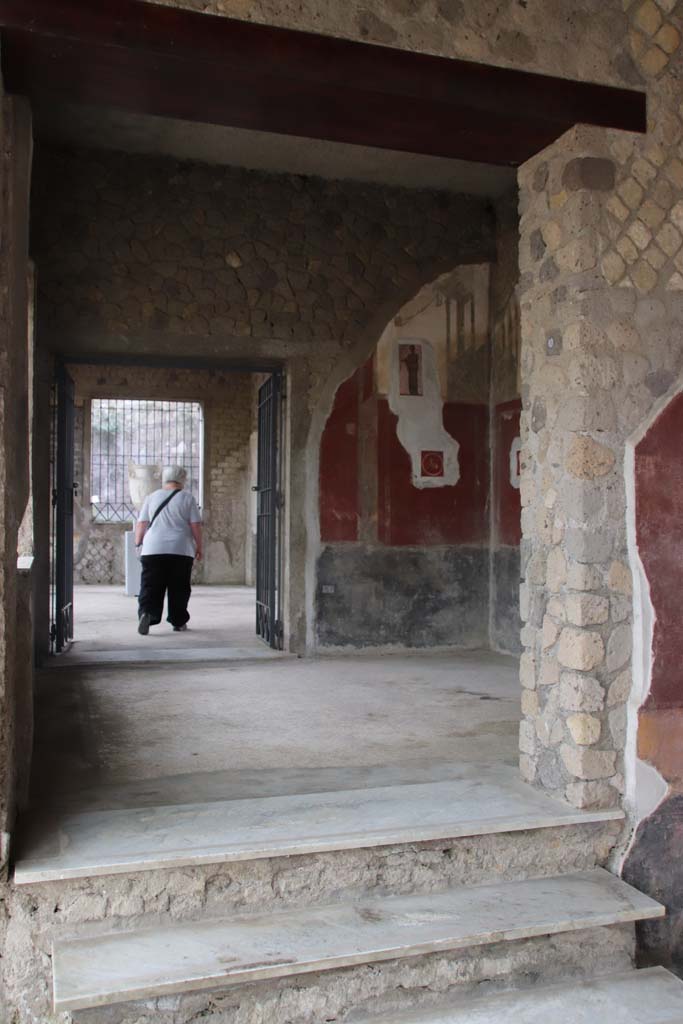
top-left (0, 0), bottom-right (647, 167)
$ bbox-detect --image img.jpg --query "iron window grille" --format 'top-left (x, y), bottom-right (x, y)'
top-left (90, 399), bottom-right (203, 523)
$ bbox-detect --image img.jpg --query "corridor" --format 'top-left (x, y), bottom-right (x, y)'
top-left (58, 585), bottom-right (279, 666)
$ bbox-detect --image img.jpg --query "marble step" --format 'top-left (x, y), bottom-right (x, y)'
top-left (16, 764), bottom-right (623, 883)
top-left (350, 967), bottom-right (683, 1023)
top-left (52, 868), bottom-right (663, 1012)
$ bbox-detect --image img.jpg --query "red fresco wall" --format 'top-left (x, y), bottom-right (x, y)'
top-left (624, 390), bottom-right (683, 972)
top-left (493, 399), bottom-right (522, 547)
top-left (376, 399), bottom-right (488, 546)
top-left (320, 369), bottom-right (490, 547)
top-left (319, 370), bottom-right (360, 542)
top-left (636, 391), bottom-right (683, 710)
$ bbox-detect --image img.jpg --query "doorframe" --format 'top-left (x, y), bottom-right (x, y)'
top-left (51, 361), bottom-right (76, 653)
top-left (255, 371), bottom-right (285, 649)
top-left (61, 353), bottom-right (285, 374)
top-left (48, 353), bottom-right (287, 652)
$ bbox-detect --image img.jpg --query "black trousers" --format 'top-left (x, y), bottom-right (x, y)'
top-left (139, 555), bottom-right (194, 628)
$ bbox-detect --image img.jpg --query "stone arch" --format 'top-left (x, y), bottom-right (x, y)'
top-left (303, 262), bottom-right (495, 652)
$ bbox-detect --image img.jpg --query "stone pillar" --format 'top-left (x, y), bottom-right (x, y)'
top-left (515, 2), bottom-right (683, 821)
top-left (518, 6), bottom-right (683, 811)
top-left (517, 127), bottom-right (638, 810)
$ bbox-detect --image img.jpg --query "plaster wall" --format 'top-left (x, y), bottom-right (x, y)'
top-left (317, 254), bottom-right (523, 652)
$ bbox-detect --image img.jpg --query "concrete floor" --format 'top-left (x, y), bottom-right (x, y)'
top-left (24, 585), bottom-right (523, 824)
top-left (31, 648), bottom-right (520, 815)
top-left (61, 584), bottom-right (282, 665)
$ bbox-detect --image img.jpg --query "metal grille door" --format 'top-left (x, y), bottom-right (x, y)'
top-left (255, 374), bottom-right (283, 649)
top-left (89, 399), bottom-right (203, 522)
top-left (52, 365), bottom-right (76, 653)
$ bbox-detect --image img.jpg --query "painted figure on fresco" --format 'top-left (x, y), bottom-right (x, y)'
top-left (399, 343), bottom-right (422, 396)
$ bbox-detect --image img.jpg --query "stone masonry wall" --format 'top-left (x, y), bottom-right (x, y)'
top-left (0, 94), bottom-right (32, 841)
top-left (31, 146), bottom-right (495, 649)
top-left (68, 364), bottom-right (254, 585)
top-left (32, 148), bottom-right (492, 358)
top-left (517, 5), bottom-right (683, 812)
top-left (150, 0), bottom-right (642, 90)
top-left (74, 523), bottom-right (127, 586)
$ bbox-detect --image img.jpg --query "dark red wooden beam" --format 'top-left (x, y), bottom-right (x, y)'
top-left (0, 0), bottom-right (647, 167)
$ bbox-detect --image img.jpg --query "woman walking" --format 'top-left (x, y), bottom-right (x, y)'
top-left (134, 465), bottom-right (203, 634)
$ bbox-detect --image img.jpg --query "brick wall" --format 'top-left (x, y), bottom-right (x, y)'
top-left (203, 381), bottom-right (252, 584)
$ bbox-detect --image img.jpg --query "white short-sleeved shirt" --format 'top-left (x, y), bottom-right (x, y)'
top-left (138, 488), bottom-right (202, 558)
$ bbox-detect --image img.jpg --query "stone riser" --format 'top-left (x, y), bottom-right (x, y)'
top-left (8, 821), bottom-right (620, 943)
top-left (2, 822), bottom-right (622, 1023)
top-left (68, 925), bottom-right (635, 1024)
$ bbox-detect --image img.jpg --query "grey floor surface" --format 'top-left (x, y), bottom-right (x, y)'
top-left (30, 586), bottom-right (521, 818)
top-left (54, 584), bottom-right (279, 665)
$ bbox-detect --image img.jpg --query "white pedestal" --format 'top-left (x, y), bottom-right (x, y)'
top-left (124, 531), bottom-right (142, 597)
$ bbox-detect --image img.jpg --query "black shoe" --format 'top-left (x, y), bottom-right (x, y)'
top-left (138, 612), bottom-right (151, 636)
top-left (173, 623), bottom-right (187, 632)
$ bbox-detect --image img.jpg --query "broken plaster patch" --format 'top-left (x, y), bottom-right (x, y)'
top-left (388, 338), bottom-right (460, 490)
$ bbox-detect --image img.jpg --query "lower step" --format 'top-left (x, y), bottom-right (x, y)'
top-left (350, 967), bottom-right (683, 1023)
top-left (52, 868), bottom-right (663, 1012)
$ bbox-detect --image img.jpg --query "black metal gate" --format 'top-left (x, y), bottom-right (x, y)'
top-left (255, 373), bottom-right (283, 649)
top-left (51, 364), bottom-right (76, 653)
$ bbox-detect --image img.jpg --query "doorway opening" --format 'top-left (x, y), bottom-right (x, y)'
top-left (18, 67), bottom-right (539, 913)
top-left (49, 360), bottom-right (285, 660)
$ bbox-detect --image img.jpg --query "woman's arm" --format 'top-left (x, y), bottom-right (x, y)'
top-left (135, 520), bottom-right (149, 547)
top-left (191, 521), bottom-right (203, 560)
